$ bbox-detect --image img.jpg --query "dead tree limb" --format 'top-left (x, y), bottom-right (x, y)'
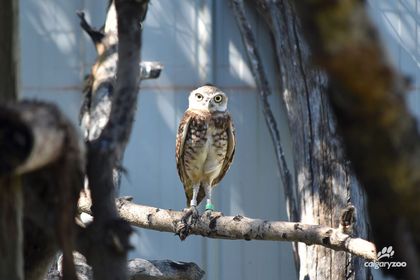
top-left (77, 11), bottom-right (162, 83)
top-left (292, 1), bottom-right (420, 279)
top-left (47, 253), bottom-right (204, 280)
top-left (79, 1), bottom-right (150, 279)
top-left (229, 0), bottom-right (303, 268)
top-left (139, 61), bottom-right (163, 81)
top-left (234, 0), bottom-right (300, 273)
top-left (230, 0), bottom-right (297, 223)
top-left (78, 195), bottom-right (377, 261)
top-left (127, 259), bottom-right (204, 280)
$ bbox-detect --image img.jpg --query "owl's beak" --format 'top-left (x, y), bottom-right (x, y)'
top-left (208, 101), bottom-right (214, 110)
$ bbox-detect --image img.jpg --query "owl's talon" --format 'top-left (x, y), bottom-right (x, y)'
top-left (176, 206), bottom-right (200, 240)
top-left (189, 206), bottom-right (200, 225)
top-left (184, 206), bottom-right (200, 231)
top-left (176, 222), bottom-right (189, 241)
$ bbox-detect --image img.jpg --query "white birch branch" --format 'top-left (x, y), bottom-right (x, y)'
top-left (78, 195), bottom-right (377, 261)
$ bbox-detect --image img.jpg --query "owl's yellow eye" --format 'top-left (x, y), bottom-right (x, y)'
top-left (214, 95), bottom-right (223, 103)
top-left (195, 93), bottom-right (203, 100)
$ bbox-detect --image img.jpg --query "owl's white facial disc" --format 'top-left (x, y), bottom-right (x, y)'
top-left (188, 85), bottom-right (228, 113)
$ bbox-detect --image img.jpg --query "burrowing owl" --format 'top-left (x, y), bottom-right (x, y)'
top-left (175, 85), bottom-right (235, 211)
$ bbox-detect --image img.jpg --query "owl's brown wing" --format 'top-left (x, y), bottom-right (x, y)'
top-left (176, 111), bottom-right (192, 188)
top-left (213, 114), bottom-right (235, 186)
top-left (175, 111), bottom-right (206, 207)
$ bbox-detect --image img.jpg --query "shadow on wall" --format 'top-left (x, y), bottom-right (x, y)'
top-left (20, 0), bottom-right (109, 124)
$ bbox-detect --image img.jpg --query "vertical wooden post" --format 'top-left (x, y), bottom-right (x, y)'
top-left (0, 0), bottom-right (19, 102)
top-left (0, 1), bottom-right (23, 279)
top-left (0, 177), bottom-right (23, 280)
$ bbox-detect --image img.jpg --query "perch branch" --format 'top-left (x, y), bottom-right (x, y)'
top-left (78, 195), bottom-right (377, 261)
top-left (230, 0), bottom-right (297, 222)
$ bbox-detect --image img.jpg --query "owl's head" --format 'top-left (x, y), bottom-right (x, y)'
top-left (188, 85), bottom-right (228, 113)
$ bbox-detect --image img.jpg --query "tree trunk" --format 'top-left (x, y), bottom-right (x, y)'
top-left (78, 1), bottom-right (150, 279)
top-left (249, 1), bottom-right (371, 279)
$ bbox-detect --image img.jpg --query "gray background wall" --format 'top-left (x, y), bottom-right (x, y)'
top-left (20, 1), bottom-right (418, 279)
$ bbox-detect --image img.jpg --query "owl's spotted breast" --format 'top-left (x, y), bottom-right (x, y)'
top-left (181, 111), bottom-right (228, 182)
top-left (176, 109), bottom-right (235, 206)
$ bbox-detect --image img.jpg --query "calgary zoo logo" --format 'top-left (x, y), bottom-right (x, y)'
top-left (364, 246), bottom-right (407, 270)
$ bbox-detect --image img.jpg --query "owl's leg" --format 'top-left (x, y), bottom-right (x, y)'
top-left (190, 184), bottom-right (200, 207)
top-left (188, 184), bottom-right (200, 223)
top-left (204, 184), bottom-right (214, 211)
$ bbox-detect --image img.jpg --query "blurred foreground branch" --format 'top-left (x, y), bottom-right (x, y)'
top-left (0, 102), bottom-right (84, 280)
top-left (292, 1), bottom-right (420, 278)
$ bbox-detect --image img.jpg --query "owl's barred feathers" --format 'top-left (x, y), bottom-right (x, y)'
top-left (176, 86), bottom-right (235, 207)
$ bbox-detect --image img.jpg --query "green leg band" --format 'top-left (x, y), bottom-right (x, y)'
top-left (205, 203), bottom-right (215, 211)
